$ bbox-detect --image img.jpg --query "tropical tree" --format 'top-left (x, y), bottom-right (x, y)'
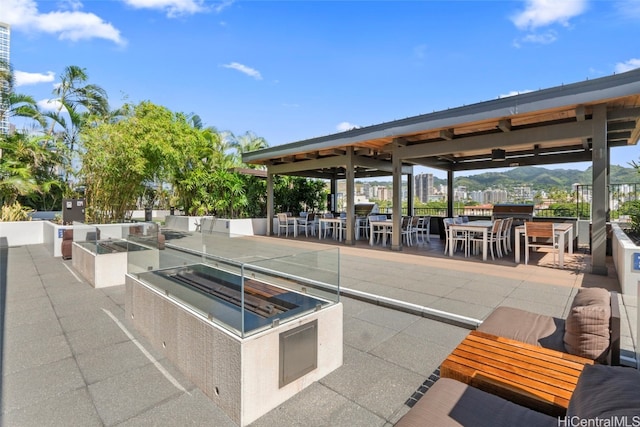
top-left (45, 65), bottom-right (109, 184)
top-left (0, 133), bottom-right (61, 208)
top-left (224, 130), bottom-right (268, 168)
top-left (80, 101), bottom-right (198, 223)
top-left (0, 60), bottom-right (46, 129)
top-left (274, 175), bottom-right (327, 215)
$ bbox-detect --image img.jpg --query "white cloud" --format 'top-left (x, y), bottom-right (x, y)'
top-left (37, 98), bottom-right (64, 112)
top-left (614, 0), bottom-right (640, 19)
top-left (521, 30), bottom-right (557, 45)
top-left (499, 89), bottom-right (534, 98)
top-left (0, 0), bottom-right (126, 45)
top-left (122, 0), bottom-right (208, 17)
top-left (615, 58), bottom-right (640, 73)
top-left (336, 122), bottom-right (359, 132)
top-left (511, 0), bottom-right (587, 30)
top-left (14, 70), bottom-right (56, 86)
top-left (222, 62), bottom-right (263, 80)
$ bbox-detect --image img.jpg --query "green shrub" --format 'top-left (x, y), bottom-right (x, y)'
top-left (0, 202), bottom-right (33, 222)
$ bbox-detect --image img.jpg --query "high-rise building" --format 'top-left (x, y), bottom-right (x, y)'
top-left (414, 173), bottom-right (433, 202)
top-left (0, 22), bottom-right (10, 135)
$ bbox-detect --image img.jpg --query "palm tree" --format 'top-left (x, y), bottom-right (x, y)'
top-left (223, 130), bottom-right (268, 168)
top-left (0, 60), bottom-right (46, 131)
top-left (45, 66), bottom-right (109, 183)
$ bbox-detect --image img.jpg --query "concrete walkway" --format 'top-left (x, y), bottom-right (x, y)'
top-left (1, 232), bottom-right (636, 426)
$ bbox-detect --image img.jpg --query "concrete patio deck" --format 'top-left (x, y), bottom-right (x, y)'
top-left (1, 231), bottom-right (637, 426)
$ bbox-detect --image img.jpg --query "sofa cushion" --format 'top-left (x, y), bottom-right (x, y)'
top-left (567, 364), bottom-right (640, 419)
top-left (395, 378), bottom-right (556, 427)
top-left (563, 288), bottom-right (610, 362)
top-left (571, 287), bottom-right (610, 307)
top-left (477, 306), bottom-right (565, 352)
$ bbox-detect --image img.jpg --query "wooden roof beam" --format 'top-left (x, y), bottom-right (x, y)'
top-left (498, 119), bottom-right (512, 132)
top-left (439, 129), bottom-right (454, 140)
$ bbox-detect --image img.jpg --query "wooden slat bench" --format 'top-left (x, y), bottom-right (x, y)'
top-left (440, 330), bottom-right (594, 417)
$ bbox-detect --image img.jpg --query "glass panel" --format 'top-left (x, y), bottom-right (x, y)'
top-left (129, 226), bottom-right (340, 338)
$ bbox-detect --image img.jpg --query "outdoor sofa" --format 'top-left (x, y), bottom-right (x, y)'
top-left (477, 287), bottom-right (620, 365)
top-left (395, 364), bottom-right (640, 426)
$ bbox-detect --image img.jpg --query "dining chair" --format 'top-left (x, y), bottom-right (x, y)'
top-left (409, 215), bottom-right (420, 246)
top-left (415, 216), bottom-right (431, 244)
top-left (321, 212), bottom-right (334, 239)
top-left (524, 221), bottom-right (558, 265)
top-left (444, 218), bottom-right (468, 256)
top-left (300, 212), bottom-right (316, 237)
top-left (400, 216), bottom-right (413, 246)
top-left (276, 213), bottom-right (294, 237)
top-left (500, 217), bottom-right (514, 254)
top-left (357, 216), bottom-right (369, 240)
top-left (469, 218), bottom-right (503, 260)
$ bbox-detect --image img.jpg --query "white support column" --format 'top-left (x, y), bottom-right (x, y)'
top-left (407, 170), bottom-right (414, 215)
top-left (591, 104), bottom-right (608, 275)
top-left (447, 170), bottom-right (454, 217)
top-left (267, 172), bottom-right (274, 235)
top-left (391, 140), bottom-right (403, 250)
top-left (345, 147), bottom-right (355, 245)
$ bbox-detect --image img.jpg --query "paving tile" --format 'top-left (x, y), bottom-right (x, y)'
top-left (343, 317), bottom-right (399, 352)
top-left (354, 305), bottom-right (419, 332)
top-left (66, 317), bottom-right (130, 356)
top-left (5, 294), bottom-right (52, 315)
top-left (76, 341), bottom-right (153, 385)
top-left (88, 363), bottom-right (185, 426)
top-left (3, 387), bottom-right (102, 427)
top-left (2, 357), bottom-right (86, 413)
top-left (369, 331), bottom-right (451, 376)
top-left (444, 287), bottom-right (507, 308)
top-left (320, 346), bottom-right (424, 420)
top-left (116, 389), bottom-right (235, 427)
top-left (401, 317), bottom-right (469, 348)
top-left (3, 333), bottom-right (72, 375)
top-left (3, 302), bottom-right (59, 329)
top-left (253, 382), bottom-right (386, 427)
top-left (4, 315), bottom-right (63, 343)
top-left (428, 297), bottom-right (494, 320)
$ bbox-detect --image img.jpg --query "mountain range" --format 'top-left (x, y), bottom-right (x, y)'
top-left (361, 165), bottom-right (640, 192)
top-left (434, 166), bottom-right (640, 192)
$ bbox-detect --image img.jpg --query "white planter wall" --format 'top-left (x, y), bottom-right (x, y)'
top-left (43, 221), bottom-right (73, 257)
top-left (0, 221), bottom-right (44, 246)
top-left (611, 223), bottom-right (640, 295)
top-left (165, 215), bottom-right (202, 232)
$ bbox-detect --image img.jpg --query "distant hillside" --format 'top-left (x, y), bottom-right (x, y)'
top-left (433, 165), bottom-right (640, 192)
top-left (359, 165), bottom-right (640, 191)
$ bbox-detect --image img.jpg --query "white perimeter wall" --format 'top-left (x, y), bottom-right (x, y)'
top-left (0, 221), bottom-right (44, 247)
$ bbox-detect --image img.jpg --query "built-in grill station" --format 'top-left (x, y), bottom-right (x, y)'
top-left (492, 204), bottom-right (534, 226)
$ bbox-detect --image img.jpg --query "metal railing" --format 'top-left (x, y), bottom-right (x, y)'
top-left (374, 183), bottom-right (640, 221)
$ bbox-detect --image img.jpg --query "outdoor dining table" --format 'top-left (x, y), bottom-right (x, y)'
top-left (286, 216), bottom-right (299, 237)
top-left (369, 219), bottom-right (392, 247)
top-left (319, 217), bottom-right (345, 241)
top-left (448, 220), bottom-right (494, 261)
top-left (514, 222), bottom-right (574, 268)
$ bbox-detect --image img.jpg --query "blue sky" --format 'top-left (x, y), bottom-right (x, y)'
top-left (3, 0), bottom-right (640, 179)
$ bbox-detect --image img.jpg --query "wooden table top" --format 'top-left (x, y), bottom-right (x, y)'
top-left (440, 330), bottom-right (594, 416)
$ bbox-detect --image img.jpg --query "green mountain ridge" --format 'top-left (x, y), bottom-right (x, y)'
top-left (360, 166), bottom-right (640, 192)
top-left (434, 166), bottom-right (640, 192)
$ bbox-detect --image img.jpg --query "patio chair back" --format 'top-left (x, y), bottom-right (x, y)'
top-left (525, 222), bottom-right (553, 239)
